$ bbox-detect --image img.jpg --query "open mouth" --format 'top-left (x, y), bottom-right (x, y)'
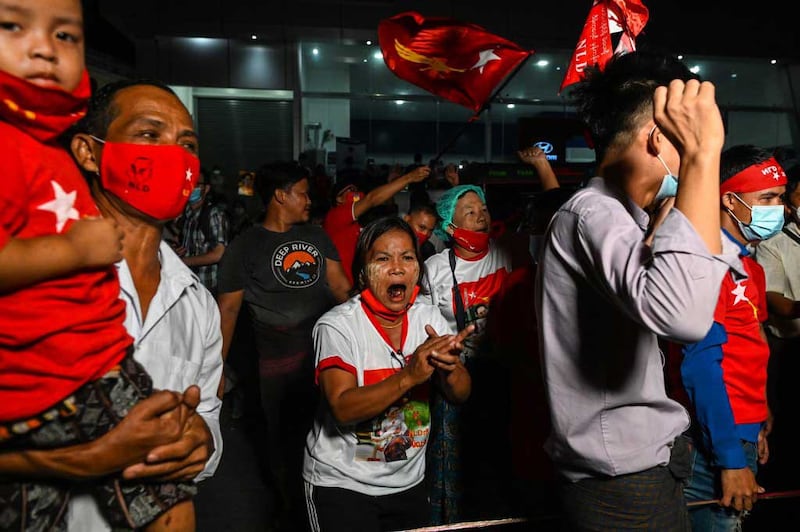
top-left (387, 283), bottom-right (407, 303)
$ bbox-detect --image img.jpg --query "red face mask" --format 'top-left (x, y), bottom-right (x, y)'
top-left (95, 139), bottom-right (200, 220)
top-left (451, 226), bottom-right (490, 254)
top-left (414, 230), bottom-right (430, 246)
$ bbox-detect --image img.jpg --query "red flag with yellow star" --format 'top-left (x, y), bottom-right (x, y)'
top-left (559, 0), bottom-right (649, 94)
top-left (378, 11), bottom-right (533, 113)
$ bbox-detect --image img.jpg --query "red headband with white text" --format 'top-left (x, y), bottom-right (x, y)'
top-left (719, 157), bottom-right (787, 196)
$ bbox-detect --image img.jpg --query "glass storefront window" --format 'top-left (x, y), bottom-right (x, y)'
top-left (300, 39), bottom-right (799, 164)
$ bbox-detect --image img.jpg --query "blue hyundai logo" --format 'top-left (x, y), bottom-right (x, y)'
top-left (534, 141), bottom-right (554, 154)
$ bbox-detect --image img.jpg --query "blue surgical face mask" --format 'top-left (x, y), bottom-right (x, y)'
top-left (648, 125), bottom-right (679, 202)
top-left (654, 153), bottom-right (679, 202)
top-left (728, 193), bottom-right (784, 241)
top-left (188, 186), bottom-right (204, 204)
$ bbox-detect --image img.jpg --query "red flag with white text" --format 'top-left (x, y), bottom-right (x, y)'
top-left (559, 0), bottom-right (649, 93)
top-left (378, 11), bottom-right (533, 113)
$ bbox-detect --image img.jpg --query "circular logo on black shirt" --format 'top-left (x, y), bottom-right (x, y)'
top-left (272, 241), bottom-right (323, 288)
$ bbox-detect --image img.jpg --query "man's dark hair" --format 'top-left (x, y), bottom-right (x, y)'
top-left (74, 78), bottom-right (178, 138)
top-left (567, 50), bottom-right (698, 163)
top-left (720, 144), bottom-right (775, 184)
top-left (254, 161), bottom-right (310, 207)
top-left (331, 175), bottom-right (360, 202)
top-left (350, 216), bottom-right (426, 296)
top-left (407, 200), bottom-right (438, 219)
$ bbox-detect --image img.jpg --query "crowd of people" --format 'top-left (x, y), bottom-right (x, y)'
top-left (3, 1), bottom-right (800, 532)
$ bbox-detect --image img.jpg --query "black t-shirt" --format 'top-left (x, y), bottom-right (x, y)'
top-left (218, 223), bottom-right (341, 337)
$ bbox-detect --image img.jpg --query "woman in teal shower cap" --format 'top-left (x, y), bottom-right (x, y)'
top-left (419, 183), bottom-right (514, 525)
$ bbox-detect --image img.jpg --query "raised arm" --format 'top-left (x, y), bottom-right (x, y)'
top-left (353, 166), bottom-right (431, 219)
top-left (654, 79), bottom-right (724, 254)
top-left (518, 146), bottom-right (560, 191)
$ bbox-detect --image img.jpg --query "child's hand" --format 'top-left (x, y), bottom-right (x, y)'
top-left (67, 217), bottom-right (124, 267)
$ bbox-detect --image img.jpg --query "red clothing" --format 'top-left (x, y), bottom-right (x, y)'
top-left (323, 199), bottom-right (360, 284)
top-left (714, 256), bottom-right (770, 424)
top-left (0, 121), bottom-right (132, 422)
top-left (487, 264), bottom-right (553, 482)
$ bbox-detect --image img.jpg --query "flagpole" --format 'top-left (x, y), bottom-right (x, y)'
top-left (432, 52), bottom-right (533, 164)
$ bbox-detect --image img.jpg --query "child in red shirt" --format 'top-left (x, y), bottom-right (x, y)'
top-left (0, 1), bottom-right (197, 530)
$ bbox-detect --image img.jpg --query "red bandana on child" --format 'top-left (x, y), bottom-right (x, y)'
top-left (0, 69), bottom-right (91, 142)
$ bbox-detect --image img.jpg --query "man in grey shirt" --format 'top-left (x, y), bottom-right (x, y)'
top-left (535, 50), bottom-right (743, 530)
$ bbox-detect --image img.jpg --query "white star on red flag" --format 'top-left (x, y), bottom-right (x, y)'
top-left (471, 49), bottom-right (501, 74)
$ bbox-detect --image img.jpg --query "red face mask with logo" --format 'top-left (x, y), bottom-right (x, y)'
top-left (451, 226), bottom-right (490, 253)
top-left (94, 139), bottom-right (200, 220)
top-left (414, 230), bottom-right (430, 246)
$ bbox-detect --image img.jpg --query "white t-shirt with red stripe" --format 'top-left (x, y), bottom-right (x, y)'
top-left (303, 295), bottom-right (454, 496)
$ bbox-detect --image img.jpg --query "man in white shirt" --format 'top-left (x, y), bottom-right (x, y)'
top-left (0, 59), bottom-right (222, 532)
top-left (65, 78), bottom-right (224, 530)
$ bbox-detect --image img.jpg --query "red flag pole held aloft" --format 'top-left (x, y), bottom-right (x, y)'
top-left (378, 11), bottom-right (533, 164)
top-left (559, 0), bottom-right (650, 93)
top-left (432, 52), bottom-right (532, 164)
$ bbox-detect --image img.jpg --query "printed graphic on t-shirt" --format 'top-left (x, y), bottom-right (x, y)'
top-left (271, 240), bottom-right (324, 288)
top-left (730, 279), bottom-right (759, 320)
top-left (455, 269), bottom-right (507, 356)
top-left (353, 401), bottom-right (430, 462)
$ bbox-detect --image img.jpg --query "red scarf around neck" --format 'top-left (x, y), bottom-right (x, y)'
top-left (0, 69), bottom-right (91, 143)
top-left (360, 285), bottom-right (420, 321)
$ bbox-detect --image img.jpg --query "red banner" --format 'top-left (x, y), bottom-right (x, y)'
top-left (559, 0), bottom-right (649, 93)
top-left (378, 11), bottom-right (533, 113)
